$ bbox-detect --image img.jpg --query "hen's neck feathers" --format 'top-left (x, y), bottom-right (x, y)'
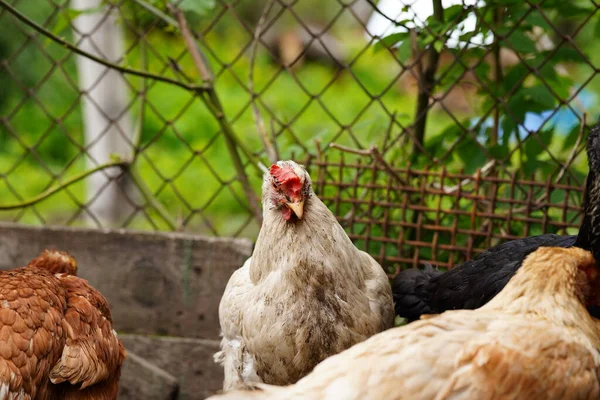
top-left (575, 124), bottom-right (600, 258)
top-left (249, 192), bottom-right (357, 283)
top-left (575, 170), bottom-right (600, 259)
top-left (483, 247), bottom-right (598, 339)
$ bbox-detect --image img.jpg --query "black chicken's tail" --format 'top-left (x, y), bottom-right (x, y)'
top-left (392, 263), bottom-right (442, 322)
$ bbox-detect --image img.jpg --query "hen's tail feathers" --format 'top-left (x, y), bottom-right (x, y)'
top-left (214, 334), bottom-right (227, 365)
top-left (49, 275), bottom-right (124, 389)
top-left (214, 350), bottom-right (225, 365)
top-left (27, 249), bottom-right (78, 275)
top-left (392, 266), bottom-right (442, 321)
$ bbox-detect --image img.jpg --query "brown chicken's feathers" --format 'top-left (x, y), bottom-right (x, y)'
top-left (27, 249), bottom-right (78, 276)
top-left (0, 249), bottom-right (124, 399)
top-left (48, 275), bottom-right (123, 390)
top-left (207, 247), bottom-right (600, 400)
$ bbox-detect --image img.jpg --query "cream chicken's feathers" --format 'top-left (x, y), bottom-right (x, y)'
top-left (208, 247), bottom-right (600, 400)
top-left (214, 161), bottom-right (394, 390)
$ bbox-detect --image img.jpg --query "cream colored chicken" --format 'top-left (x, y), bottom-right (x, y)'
top-left (214, 160), bottom-right (394, 391)
top-left (208, 246), bottom-right (600, 400)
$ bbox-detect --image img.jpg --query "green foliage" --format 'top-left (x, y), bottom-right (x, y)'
top-left (373, 32), bottom-right (409, 54)
top-left (375, 0), bottom-right (595, 176)
top-left (176, 0), bottom-right (215, 16)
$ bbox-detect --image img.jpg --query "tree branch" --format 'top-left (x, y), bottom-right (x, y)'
top-left (363, 0), bottom-right (411, 30)
top-left (0, 160), bottom-right (129, 211)
top-left (410, 0), bottom-right (445, 163)
top-left (430, 159), bottom-right (497, 194)
top-left (249, 0), bottom-right (279, 164)
top-left (170, 5), bottom-right (264, 224)
top-left (329, 143), bottom-right (406, 185)
top-left (0, 0), bottom-right (209, 93)
top-left (131, 0), bottom-right (178, 27)
top-left (171, 4), bottom-right (214, 83)
top-left (491, 6), bottom-right (503, 147)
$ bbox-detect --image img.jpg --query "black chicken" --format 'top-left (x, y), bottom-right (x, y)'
top-left (393, 119), bottom-right (600, 321)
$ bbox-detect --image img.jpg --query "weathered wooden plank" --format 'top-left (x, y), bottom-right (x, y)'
top-left (120, 334), bottom-right (223, 400)
top-left (118, 350), bottom-right (180, 400)
top-left (0, 222), bottom-right (253, 339)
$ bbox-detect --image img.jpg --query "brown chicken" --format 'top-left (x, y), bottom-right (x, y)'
top-left (0, 249), bottom-right (125, 399)
top-left (207, 247), bottom-right (600, 400)
top-left (214, 161), bottom-right (394, 391)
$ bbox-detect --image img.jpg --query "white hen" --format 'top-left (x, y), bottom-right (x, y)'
top-left (214, 160), bottom-right (394, 390)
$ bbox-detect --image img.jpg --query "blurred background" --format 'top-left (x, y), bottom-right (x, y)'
top-left (0, 0), bottom-right (599, 272)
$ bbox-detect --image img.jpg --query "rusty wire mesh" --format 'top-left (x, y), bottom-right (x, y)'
top-left (312, 150), bottom-right (584, 275)
top-left (0, 0), bottom-right (598, 271)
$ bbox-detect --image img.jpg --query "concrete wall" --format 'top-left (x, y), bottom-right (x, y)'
top-left (0, 222), bottom-right (254, 399)
top-left (120, 335), bottom-right (222, 400)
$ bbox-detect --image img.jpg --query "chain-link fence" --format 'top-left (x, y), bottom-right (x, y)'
top-left (0, 0), bottom-right (598, 273)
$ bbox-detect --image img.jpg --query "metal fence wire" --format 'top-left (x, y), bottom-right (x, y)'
top-left (0, 0), bottom-right (598, 274)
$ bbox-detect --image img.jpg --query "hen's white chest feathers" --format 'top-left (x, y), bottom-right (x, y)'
top-left (215, 191), bottom-right (393, 391)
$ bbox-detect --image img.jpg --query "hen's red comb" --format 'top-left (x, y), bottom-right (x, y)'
top-left (269, 164), bottom-right (303, 197)
top-left (270, 164), bottom-right (299, 184)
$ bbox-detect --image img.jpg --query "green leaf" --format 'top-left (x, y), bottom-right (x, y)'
top-left (505, 30), bottom-right (537, 54)
top-left (503, 9), bottom-right (529, 25)
top-left (523, 129), bottom-right (554, 175)
top-left (48, 7), bottom-right (104, 46)
top-left (538, 63), bottom-right (558, 82)
top-left (473, 61), bottom-right (491, 86)
top-left (555, 3), bottom-right (591, 18)
top-left (595, 17), bottom-right (600, 39)
top-left (458, 31), bottom-right (475, 43)
top-left (541, 70), bottom-right (571, 99)
top-left (396, 38), bottom-right (412, 62)
top-left (505, 93), bottom-right (528, 123)
top-left (455, 136), bottom-right (486, 174)
top-left (433, 40), bottom-right (444, 53)
top-left (174, 0), bottom-right (215, 16)
top-left (439, 63), bottom-right (467, 90)
top-left (426, 18), bottom-right (445, 32)
top-left (502, 64), bottom-right (529, 95)
top-left (444, 4), bottom-right (466, 22)
top-left (488, 0), bottom-right (521, 5)
top-left (552, 47), bottom-right (582, 62)
top-left (489, 143), bottom-right (509, 160)
top-left (521, 85), bottom-right (556, 109)
top-left (374, 32), bottom-right (409, 53)
top-left (524, 12), bottom-right (551, 31)
top-left (50, 13), bottom-right (77, 38)
top-left (501, 116), bottom-right (517, 145)
top-left (424, 132), bottom-right (447, 158)
top-left (109, 153), bottom-right (124, 162)
top-left (562, 123), bottom-right (583, 151)
top-left (426, 122), bottom-right (463, 157)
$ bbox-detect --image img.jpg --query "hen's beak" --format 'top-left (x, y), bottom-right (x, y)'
top-left (285, 200), bottom-right (304, 219)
